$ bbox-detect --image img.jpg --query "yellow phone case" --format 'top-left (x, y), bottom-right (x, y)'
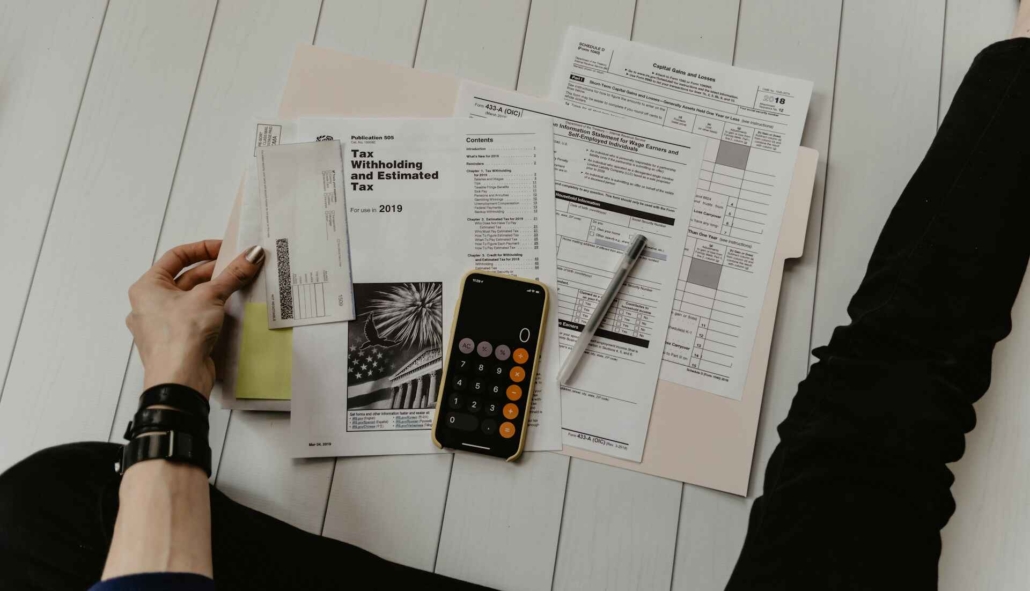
top-left (430, 270), bottom-right (549, 461)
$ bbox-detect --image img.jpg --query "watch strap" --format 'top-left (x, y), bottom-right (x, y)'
top-left (120, 431), bottom-right (212, 476)
top-left (138, 384), bottom-right (210, 417)
top-left (125, 407), bottom-right (209, 441)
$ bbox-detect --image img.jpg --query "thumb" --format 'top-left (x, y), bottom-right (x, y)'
top-left (207, 245), bottom-right (265, 302)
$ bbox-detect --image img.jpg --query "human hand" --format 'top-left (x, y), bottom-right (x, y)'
top-left (126, 240), bottom-right (265, 398)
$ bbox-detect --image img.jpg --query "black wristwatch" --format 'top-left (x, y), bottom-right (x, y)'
top-left (120, 430), bottom-right (212, 476)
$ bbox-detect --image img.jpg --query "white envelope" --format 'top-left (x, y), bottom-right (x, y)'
top-left (257, 140), bottom-right (355, 329)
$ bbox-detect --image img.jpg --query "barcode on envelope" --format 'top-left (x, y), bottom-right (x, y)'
top-left (275, 238), bottom-right (294, 320)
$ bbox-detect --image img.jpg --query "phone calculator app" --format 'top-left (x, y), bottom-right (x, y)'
top-left (435, 273), bottom-right (546, 458)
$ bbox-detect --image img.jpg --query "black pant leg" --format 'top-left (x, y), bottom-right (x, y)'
top-left (206, 467), bottom-right (492, 591)
top-left (0, 442), bottom-right (492, 591)
top-left (727, 38), bottom-right (1030, 590)
top-left (0, 442), bottom-right (121, 591)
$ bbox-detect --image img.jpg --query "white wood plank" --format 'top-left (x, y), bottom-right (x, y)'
top-left (668, 4), bottom-right (843, 588)
top-left (215, 411), bottom-right (335, 533)
top-left (810, 1), bottom-right (944, 355)
top-left (0, 0), bottom-right (106, 403)
top-left (414, 0), bottom-right (531, 89)
top-left (553, 461), bottom-right (682, 591)
top-left (631, 0), bottom-right (740, 63)
top-left (941, 289), bottom-right (1030, 589)
top-left (671, 485), bottom-right (750, 591)
top-left (515, 0), bottom-right (636, 97)
top-left (937, 5), bottom-right (1030, 589)
top-left (436, 452), bottom-right (570, 590)
top-left (315, 0), bottom-right (427, 66)
top-left (106, 0), bottom-right (321, 479)
top-left (545, 5), bottom-right (743, 588)
top-left (733, 0), bottom-right (843, 490)
top-left (604, 4), bottom-right (739, 588)
top-left (0, 0), bottom-right (215, 472)
top-left (421, 6), bottom-right (575, 586)
top-left (322, 454), bottom-right (453, 571)
top-left (938, 0), bottom-right (1016, 125)
top-left (306, 0), bottom-right (458, 571)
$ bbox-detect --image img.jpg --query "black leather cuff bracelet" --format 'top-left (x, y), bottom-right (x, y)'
top-left (138, 383), bottom-right (210, 417)
top-left (124, 407), bottom-right (209, 441)
top-left (119, 430), bottom-right (212, 477)
top-left (117, 384), bottom-right (213, 476)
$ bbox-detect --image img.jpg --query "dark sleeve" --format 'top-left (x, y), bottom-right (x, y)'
top-left (89, 573), bottom-right (215, 591)
top-left (728, 38), bottom-right (1030, 590)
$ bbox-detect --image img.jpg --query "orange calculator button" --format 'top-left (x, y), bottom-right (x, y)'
top-left (499, 422), bottom-right (516, 439)
top-left (503, 403), bottom-right (519, 420)
top-left (513, 348), bottom-right (529, 364)
top-left (509, 366), bottom-right (525, 383)
top-left (506, 384), bottom-right (522, 401)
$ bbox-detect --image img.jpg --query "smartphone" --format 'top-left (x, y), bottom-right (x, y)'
top-left (431, 271), bottom-right (548, 461)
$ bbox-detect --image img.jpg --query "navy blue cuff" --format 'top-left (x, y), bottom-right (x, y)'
top-left (89, 572), bottom-right (214, 591)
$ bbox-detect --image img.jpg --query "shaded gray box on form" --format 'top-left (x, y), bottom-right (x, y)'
top-left (716, 141), bottom-right (750, 170)
top-left (685, 258), bottom-right (722, 290)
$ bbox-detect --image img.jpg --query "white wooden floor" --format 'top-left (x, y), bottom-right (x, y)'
top-left (1, 1), bottom-right (1027, 589)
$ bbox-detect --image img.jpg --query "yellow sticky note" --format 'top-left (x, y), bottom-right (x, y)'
top-left (236, 303), bottom-right (292, 400)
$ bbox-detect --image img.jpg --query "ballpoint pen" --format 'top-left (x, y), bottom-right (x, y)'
top-left (558, 234), bottom-right (647, 386)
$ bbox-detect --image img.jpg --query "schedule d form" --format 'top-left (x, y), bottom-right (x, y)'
top-left (457, 82), bottom-right (703, 461)
top-left (552, 28), bottom-right (813, 400)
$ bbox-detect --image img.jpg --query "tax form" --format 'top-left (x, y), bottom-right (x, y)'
top-left (456, 83), bottom-right (704, 461)
top-left (551, 28), bottom-right (813, 401)
top-left (257, 141), bottom-right (355, 328)
top-left (285, 117), bottom-right (563, 457)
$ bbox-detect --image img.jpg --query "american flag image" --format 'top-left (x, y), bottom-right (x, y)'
top-left (347, 282), bottom-right (443, 411)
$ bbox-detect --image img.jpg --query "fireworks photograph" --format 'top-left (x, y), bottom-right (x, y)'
top-left (346, 282), bottom-right (444, 420)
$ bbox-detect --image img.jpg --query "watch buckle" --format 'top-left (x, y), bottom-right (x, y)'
top-left (118, 443), bottom-right (129, 475)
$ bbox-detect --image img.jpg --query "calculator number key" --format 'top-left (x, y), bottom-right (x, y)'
top-left (447, 394), bottom-right (463, 410)
top-left (467, 398), bottom-right (482, 414)
top-left (446, 413), bottom-right (478, 431)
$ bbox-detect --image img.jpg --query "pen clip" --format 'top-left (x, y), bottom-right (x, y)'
top-left (627, 234), bottom-right (647, 260)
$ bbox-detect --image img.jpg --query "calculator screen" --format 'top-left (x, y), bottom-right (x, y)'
top-left (434, 272), bottom-right (547, 458)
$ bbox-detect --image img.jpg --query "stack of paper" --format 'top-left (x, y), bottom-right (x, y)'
top-left (455, 84), bottom-right (705, 461)
top-left (288, 117), bottom-right (562, 456)
top-left (213, 27), bottom-right (814, 493)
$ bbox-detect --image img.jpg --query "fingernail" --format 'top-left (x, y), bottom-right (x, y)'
top-left (245, 245), bottom-right (264, 265)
